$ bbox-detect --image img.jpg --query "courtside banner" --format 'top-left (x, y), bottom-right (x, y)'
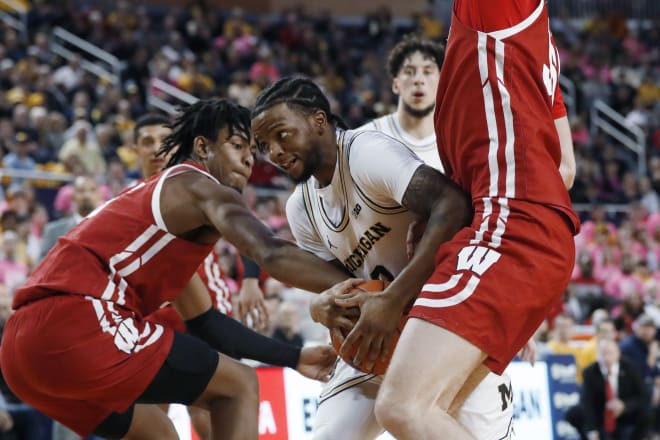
top-left (173, 363), bottom-right (571, 439)
top-left (258, 367), bottom-right (291, 439)
top-left (281, 368), bottom-right (323, 438)
top-left (505, 361), bottom-right (554, 440)
top-left (545, 355), bottom-right (581, 440)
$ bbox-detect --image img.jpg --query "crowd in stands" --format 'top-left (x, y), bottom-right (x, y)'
top-left (0, 1), bottom-right (658, 439)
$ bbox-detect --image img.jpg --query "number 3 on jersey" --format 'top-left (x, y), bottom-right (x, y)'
top-left (370, 265), bottom-right (394, 282)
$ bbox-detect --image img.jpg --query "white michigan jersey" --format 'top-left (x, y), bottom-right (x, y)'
top-left (287, 128), bottom-right (513, 440)
top-left (286, 128), bottom-right (422, 282)
top-left (359, 113), bottom-right (443, 172)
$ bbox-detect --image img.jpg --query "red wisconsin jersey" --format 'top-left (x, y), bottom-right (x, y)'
top-left (198, 248), bottom-right (233, 316)
top-left (435, 0), bottom-right (579, 232)
top-left (14, 162), bottom-right (216, 317)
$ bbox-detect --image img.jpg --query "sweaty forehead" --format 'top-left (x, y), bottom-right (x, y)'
top-left (252, 104), bottom-right (296, 133)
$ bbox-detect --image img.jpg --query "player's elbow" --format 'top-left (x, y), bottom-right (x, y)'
top-left (452, 192), bottom-right (472, 228)
top-left (249, 239), bottom-right (286, 270)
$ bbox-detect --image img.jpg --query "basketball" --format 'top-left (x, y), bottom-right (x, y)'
top-left (330, 279), bottom-right (407, 375)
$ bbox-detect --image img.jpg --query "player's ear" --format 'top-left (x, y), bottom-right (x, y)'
top-left (312, 110), bottom-right (327, 134)
top-left (392, 78), bottom-right (401, 95)
top-left (192, 135), bottom-right (209, 160)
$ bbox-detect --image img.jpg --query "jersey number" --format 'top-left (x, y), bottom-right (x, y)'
top-left (370, 265), bottom-right (394, 282)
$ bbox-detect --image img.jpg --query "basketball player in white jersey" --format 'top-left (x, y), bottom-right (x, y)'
top-left (250, 72), bottom-right (513, 439)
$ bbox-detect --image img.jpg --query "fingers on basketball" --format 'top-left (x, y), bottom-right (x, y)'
top-left (330, 279), bottom-right (406, 375)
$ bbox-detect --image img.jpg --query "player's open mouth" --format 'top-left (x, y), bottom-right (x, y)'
top-left (413, 92), bottom-right (425, 98)
top-left (280, 157), bottom-right (297, 171)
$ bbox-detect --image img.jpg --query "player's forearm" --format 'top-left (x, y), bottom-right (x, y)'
top-left (252, 239), bottom-right (348, 292)
top-left (555, 116), bottom-right (575, 189)
top-left (186, 307), bottom-right (301, 368)
top-left (388, 197), bottom-right (471, 309)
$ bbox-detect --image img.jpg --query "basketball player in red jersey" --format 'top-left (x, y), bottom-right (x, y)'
top-left (132, 113), bottom-right (266, 323)
top-left (0, 99), bottom-right (346, 440)
top-left (331, 1), bottom-right (579, 438)
top-left (132, 113), bottom-right (239, 440)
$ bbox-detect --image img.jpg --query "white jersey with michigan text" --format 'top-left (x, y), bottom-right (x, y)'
top-left (288, 129), bottom-right (513, 440)
top-left (286, 128), bottom-right (423, 280)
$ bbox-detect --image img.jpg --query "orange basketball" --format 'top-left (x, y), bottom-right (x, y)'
top-left (330, 279), bottom-right (407, 375)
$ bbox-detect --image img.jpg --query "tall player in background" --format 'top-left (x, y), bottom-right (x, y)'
top-left (359, 35), bottom-right (443, 172)
top-left (251, 76), bottom-right (515, 440)
top-left (1, 99), bottom-right (343, 440)
top-left (335, 1), bottom-right (580, 438)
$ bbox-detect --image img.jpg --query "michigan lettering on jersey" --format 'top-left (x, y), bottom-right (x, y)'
top-left (343, 222), bottom-right (391, 273)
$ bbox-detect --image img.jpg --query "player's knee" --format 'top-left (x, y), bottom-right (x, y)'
top-left (188, 407), bottom-right (211, 440)
top-left (231, 363), bottom-right (259, 404)
top-left (374, 391), bottom-right (415, 434)
top-left (244, 367), bottom-right (260, 399)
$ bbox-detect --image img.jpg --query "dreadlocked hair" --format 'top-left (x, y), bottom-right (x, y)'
top-left (387, 34), bottom-right (445, 78)
top-left (158, 98), bottom-right (251, 168)
top-left (252, 76), bottom-right (348, 134)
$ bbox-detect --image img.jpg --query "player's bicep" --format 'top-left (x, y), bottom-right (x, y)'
top-left (401, 165), bottom-right (448, 216)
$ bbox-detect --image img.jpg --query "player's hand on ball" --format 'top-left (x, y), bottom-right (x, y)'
top-left (334, 288), bottom-right (403, 373)
top-left (296, 345), bottom-right (338, 382)
top-left (311, 278), bottom-right (364, 329)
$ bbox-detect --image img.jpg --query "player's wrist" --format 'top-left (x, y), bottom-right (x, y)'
top-left (381, 284), bottom-right (412, 313)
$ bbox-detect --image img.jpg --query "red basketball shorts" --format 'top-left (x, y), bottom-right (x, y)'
top-left (0, 295), bottom-right (174, 436)
top-left (409, 199), bottom-right (575, 375)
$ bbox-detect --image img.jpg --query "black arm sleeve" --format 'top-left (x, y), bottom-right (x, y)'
top-left (185, 307), bottom-right (301, 369)
top-left (241, 255), bottom-right (261, 279)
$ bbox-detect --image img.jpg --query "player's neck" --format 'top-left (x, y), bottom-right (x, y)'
top-left (142, 167), bottom-right (156, 179)
top-left (313, 127), bottom-right (339, 188)
top-left (396, 108), bottom-right (435, 140)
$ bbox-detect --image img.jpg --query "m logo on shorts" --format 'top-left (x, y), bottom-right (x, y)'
top-left (456, 246), bottom-right (501, 275)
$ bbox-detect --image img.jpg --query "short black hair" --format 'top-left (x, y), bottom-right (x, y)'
top-left (158, 98), bottom-right (251, 168)
top-left (133, 113), bottom-right (172, 143)
top-left (251, 76), bottom-right (347, 152)
top-left (387, 34), bottom-right (444, 78)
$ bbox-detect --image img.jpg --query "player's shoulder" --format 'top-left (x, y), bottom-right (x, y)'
top-left (285, 184), bottom-right (305, 210)
top-left (344, 126), bottom-right (401, 150)
top-left (356, 113), bottom-right (392, 131)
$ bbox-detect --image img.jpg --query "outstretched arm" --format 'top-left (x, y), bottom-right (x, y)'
top-left (188, 177), bottom-right (349, 293)
top-left (174, 274), bottom-right (337, 380)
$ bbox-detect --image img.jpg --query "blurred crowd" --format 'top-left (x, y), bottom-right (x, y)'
top-left (0, 0), bottom-right (659, 439)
